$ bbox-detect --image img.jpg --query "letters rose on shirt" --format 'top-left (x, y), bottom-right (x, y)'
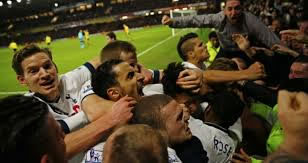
top-left (213, 136), bottom-right (233, 157)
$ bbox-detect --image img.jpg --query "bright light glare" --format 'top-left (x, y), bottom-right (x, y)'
top-left (0, 2), bottom-right (3, 6)
top-left (54, 3), bottom-right (58, 7)
top-left (17, 0), bottom-right (21, 3)
top-left (7, 0), bottom-right (12, 5)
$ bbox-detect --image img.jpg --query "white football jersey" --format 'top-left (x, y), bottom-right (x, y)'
top-left (80, 143), bottom-right (182, 163)
top-left (189, 117), bottom-right (236, 163)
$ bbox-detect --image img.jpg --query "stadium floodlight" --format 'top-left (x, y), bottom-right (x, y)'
top-left (54, 3), bottom-right (58, 7)
top-left (158, 11), bottom-right (162, 14)
top-left (0, 2), bottom-right (3, 6)
top-left (17, 0), bottom-right (21, 3)
top-left (7, 0), bottom-right (12, 5)
top-left (150, 12), bottom-right (155, 15)
top-left (121, 16), bottom-right (128, 20)
top-left (170, 9), bottom-right (197, 36)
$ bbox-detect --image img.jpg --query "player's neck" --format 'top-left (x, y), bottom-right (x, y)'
top-left (189, 60), bottom-right (205, 70)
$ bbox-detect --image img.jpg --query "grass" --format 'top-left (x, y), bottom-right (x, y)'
top-left (0, 25), bottom-right (211, 98)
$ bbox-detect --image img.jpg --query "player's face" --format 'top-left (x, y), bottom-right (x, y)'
top-left (18, 52), bottom-right (60, 101)
top-left (299, 21), bottom-right (308, 35)
top-left (210, 37), bottom-right (219, 48)
top-left (46, 113), bottom-right (67, 163)
top-left (289, 62), bottom-right (308, 79)
top-left (106, 36), bottom-right (114, 44)
top-left (192, 38), bottom-right (209, 62)
top-left (119, 51), bottom-right (139, 73)
top-left (161, 100), bottom-right (192, 145)
top-left (174, 94), bottom-right (199, 116)
top-left (224, 0), bottom-right (242, 24)
top-left (113, 62), bottom-right (144, 100)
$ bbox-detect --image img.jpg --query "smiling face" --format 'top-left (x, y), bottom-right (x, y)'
top-left (161, 100), bottom-right (192, 146)
top-left (17, 52), bottom-right (60, 101)
top-left (113, 62), bottom-right (144, 100)
top-left (224, 0), bottom-right (242, 24)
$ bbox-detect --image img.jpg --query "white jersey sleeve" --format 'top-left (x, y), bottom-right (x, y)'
top-left (52, 63), bottom-right (95, 115)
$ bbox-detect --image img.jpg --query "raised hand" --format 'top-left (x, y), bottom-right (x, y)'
top-left (280, 30), bottom-right (308, 44)
top-left (271, 44), bottom-right (299, 57)
top-left (251, 46), bottom-right (274, 57)
top-left (176, 68), bottom-right (203, 94)
top-left (244, 62), bottom-right (266, 80)
top-left (232, 148), bottom-right (252, 163)
top-left (162, 15), bottom-right (173, 25)
top-left (232, 33), bottom-right (250, 52)
top-left (108, 95), bottom-right (136, 127)
top-left (278, 90), bottom-right (308, 137)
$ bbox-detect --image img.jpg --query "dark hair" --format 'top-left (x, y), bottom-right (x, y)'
top-left (12, 44), bottom-right (53, 75)
top-left (208, 31), bottom-right (217, 39)
top-left (207, 58), bottom-right (240, 92)
top-left (162, 62), bottom-right (195, 97)
top-left (106, 32), bottom-right (117, 40)
top-left (294, 55), bottom-right (308, 64)
top-left (279, 78), bottom-right (308, 94)
top-left (207, 57), bottom-right (238, 71)
top-left (209, 91), bottom-right (244, 129)
top-left (177, 33), bottom-right (198, 61)
top-left (100, 40), bottom-right (136, 63)
top-left (131, 94), bottom-right (173, 130)
top-left (92, 59), bottom-right (123, 99)
top-left (106, 124), bottom-right (168, 163)
top-left (0, 95), bottom-right (50, 163)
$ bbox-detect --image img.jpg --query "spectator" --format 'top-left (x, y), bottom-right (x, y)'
top-left (162, 0), bottom-right (280, 64)
top-left (106, 32), bottom-right (117, 44)
top-left (206, 31), bottom-right (220, 65)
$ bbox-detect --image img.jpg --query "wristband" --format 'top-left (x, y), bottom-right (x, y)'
top-left (153, 70), bottom-right (160, 84)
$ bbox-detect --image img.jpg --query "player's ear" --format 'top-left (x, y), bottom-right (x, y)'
top-left (187, 50), bottom-right (195, 59)
top-left (107, 87), bottom-right (122, 101)
top-left (17, 75), bottom-right (27, 86)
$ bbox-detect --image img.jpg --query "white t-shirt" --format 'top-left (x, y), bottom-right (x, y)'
top-left (189, 117), bottom-right (236, 163)
top-left (81, 142), bottom-right (182, 163)
top-left (25, 63), bottom-right (95, 163)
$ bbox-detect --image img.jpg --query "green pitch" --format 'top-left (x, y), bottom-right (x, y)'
top-left (0, 25), bottom-right (210, 98)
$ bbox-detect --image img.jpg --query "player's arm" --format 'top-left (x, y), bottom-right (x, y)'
top-left (65, 96), bottom-right (136, 159)
top-left (176, 62), bottom-right (265, 94)
top-left (162, 12), bottom-right (223, 28)
top-left (204, 62), bottom-right (265, 83)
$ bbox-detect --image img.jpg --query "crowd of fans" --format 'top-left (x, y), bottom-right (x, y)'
top-left (1, 0), bottom-right (308, 163)
top-left (1, 0), bottom-right (207, 46)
